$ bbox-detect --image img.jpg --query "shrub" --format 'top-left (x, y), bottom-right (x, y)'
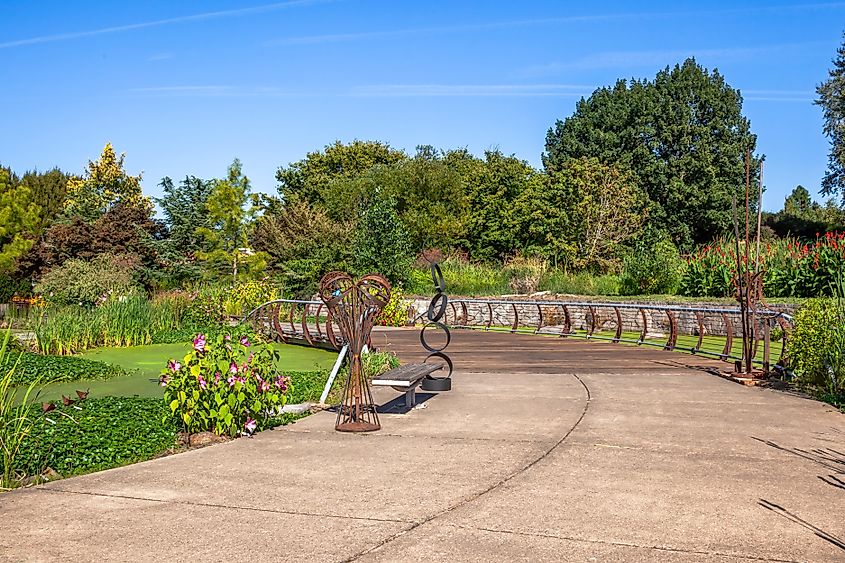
top-left (620, 238), bottom-right (684, 295)
top-left (375, 287), bottom-right (410, 327)
top-left (338, 351), bottom-right (401, 386)
top-left (539, 271), bottom-right (621, 296)
top-left (406, 256), bottom-right (510, 296)
top-left (15, 397), bottom-right (177, 478)
top-left (0, 274), bottom-right (31, 302)
top-left (821, 274), bottom-right (845, 406)
top-left (787, 299), bottom-right (836, 388)
top-left (183, 284), bottom-right (227, 326)
top-left (362, 350), bottom-right (401, 377)
top-left (35, 253), bottom-right (142, 307)
top-left (222, 279), bottom-right (280, 317)
top-left (353, 198), bottom-right (412, 286)
top-left (504, 255), bottom-right (547, 294)
top-left (162, 333), bottom-right (290, 437)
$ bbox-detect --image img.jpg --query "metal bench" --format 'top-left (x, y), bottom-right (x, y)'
top-left (371, 363), bottom-right (443, 409)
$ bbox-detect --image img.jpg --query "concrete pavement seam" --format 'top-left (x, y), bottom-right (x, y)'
top-left (341, 372), bottom-right (592, 563)
top-left (36, 487), bottom-right (415, 525)
top-left (446, 523), bottom-right (801, 563)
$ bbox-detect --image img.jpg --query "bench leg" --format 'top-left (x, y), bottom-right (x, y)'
top-left (405, 388), bottom-right (416, 409)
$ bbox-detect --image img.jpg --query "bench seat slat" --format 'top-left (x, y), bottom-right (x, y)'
top-left (372, 363), bottom-right (442, 385)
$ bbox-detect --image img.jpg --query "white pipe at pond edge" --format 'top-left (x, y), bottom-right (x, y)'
top-left (319, 344), bottom-right (349, 404)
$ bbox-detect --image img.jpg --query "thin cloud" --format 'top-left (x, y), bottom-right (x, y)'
top-left (523, 41), bottom-right (829, 76)
top-left (743, 89), bottom-right (815, 102)
top-left (351, 84), bottom-right (593, 97)
top-left (128, 85), bottom-right (304, 98)
top-left (0, 0), bottom-right (325, 49)
top-left (267, 16), bottom-right (622, 46)
top-left (147, 53), bottom-right (174, 62)
top-left (267, 3), bottom-right (845, 46)
top-left (127, 83), bottom-right (593, 98)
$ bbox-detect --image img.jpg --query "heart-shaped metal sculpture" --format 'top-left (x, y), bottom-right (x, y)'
top-left (319, 272), bottom-right (392, 432)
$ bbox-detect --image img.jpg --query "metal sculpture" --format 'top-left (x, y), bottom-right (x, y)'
top-left (420, 261), bottom-right (453, 391)
top-left (318, 272), bottom-right (391, 432)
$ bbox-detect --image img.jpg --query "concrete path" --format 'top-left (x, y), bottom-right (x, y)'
top-left (2, 329), bottom-right (844, 562)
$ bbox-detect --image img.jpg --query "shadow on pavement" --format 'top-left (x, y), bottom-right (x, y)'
top-left (758, 499), bottom-right (845, 551)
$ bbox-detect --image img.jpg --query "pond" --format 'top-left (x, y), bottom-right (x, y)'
top-left (34, 343), bottom-right (338, 402)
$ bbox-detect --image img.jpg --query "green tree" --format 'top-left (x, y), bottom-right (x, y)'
top-left (523, 158), bottom-right (642, 272)
top-left (817, 33), bottom-right (845, 199)
top-left (196, 160), bottom-right (266, 281)
top-left (764, 185), bottom-right (843, 239)
top-left (544, 58), bottom-right (758, 249)
top-left (465, 150), bottom-right (542, 261)
top-left (325, 146), bottom-right (470, 252)
top-left (783, 185), bottom-right (813, 217)
top-left (353, 198), bottom-right (412, 285)
top-left (157, 176), bottom-right (214, 252)
top-left (0, 169), bottom-right (41, 273)
top-left (63, 143), bottom-right (145, 222)
top-left (17, 167), bottom-right (72, 233)
top-left (251, 196), bottom-right (353, 297)
top-left (276, 140), bottom-right (406, 205)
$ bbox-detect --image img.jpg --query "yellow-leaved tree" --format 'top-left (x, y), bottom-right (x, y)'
top-left (64, 143), bottom-right (147, 221)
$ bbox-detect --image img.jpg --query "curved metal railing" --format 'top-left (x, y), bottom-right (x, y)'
top-left (432, 298), bottom-right (793, 370)
top-left (248, 296), bottom-right (795, 370)
top-left (244, 299), bottom-right (342, 350)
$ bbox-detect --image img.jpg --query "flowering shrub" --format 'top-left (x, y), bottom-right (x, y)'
top-left (374, 287), bottom-right (411, 327)
top-left (680, 233), bottom-right (845, 298)
top-left (161, 333), bottom-right (290, 437)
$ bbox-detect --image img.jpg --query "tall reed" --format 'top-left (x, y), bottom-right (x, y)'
top-left (0, 330), bottom-right (40, 489)
top-left (35, 295), bottom-right (186, 355)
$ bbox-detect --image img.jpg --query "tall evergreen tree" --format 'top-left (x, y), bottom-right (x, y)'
top-left (816, 33), bottom-right (845, 200)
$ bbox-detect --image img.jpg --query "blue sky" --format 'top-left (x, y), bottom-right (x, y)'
top-left (2, 1), bottom-right (843, 211)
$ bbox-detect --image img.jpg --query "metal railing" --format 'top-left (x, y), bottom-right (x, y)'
top-left (247, 297), bottom-right (795, 370)
top-left (437, 298), bottom-right (793, 370)
top-left (244, 299), bottom-right (340, 350)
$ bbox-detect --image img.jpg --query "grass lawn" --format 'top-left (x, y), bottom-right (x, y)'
top-left (33, 342), bottom-right (337, 402)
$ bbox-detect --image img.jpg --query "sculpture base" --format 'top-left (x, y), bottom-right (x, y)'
top-left (421, 377), bottom-right (451, 392)
top-left (336, 420), bottom-right (381, 432)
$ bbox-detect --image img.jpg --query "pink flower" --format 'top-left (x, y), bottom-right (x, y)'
top-left (198, 375), bottom-right (207, 390)
top-left (167, 360), bottom-right (181, 372)
top-left (240, 336), bottom-right (251, 347)
top-left (244, 418), bottom-right (257, 434)
top-left (247, 352), bottom-right (254, 364)
top-left (224, 334), bottom-right (232, 341)
top-left (159, 374), bottom-right (170, 387)
top-left (214, 372), bottom-right (221, 384)
top-left (227, 374), bottom-right (236, 387)
top-left (274, 376), bottom-right (290, 391)
top-left (193, 334), bottom-right (207, 353)
top-left (229, 362), bottom-right (238, 374)
top-left (260, 380), bottom-right (271, 393)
